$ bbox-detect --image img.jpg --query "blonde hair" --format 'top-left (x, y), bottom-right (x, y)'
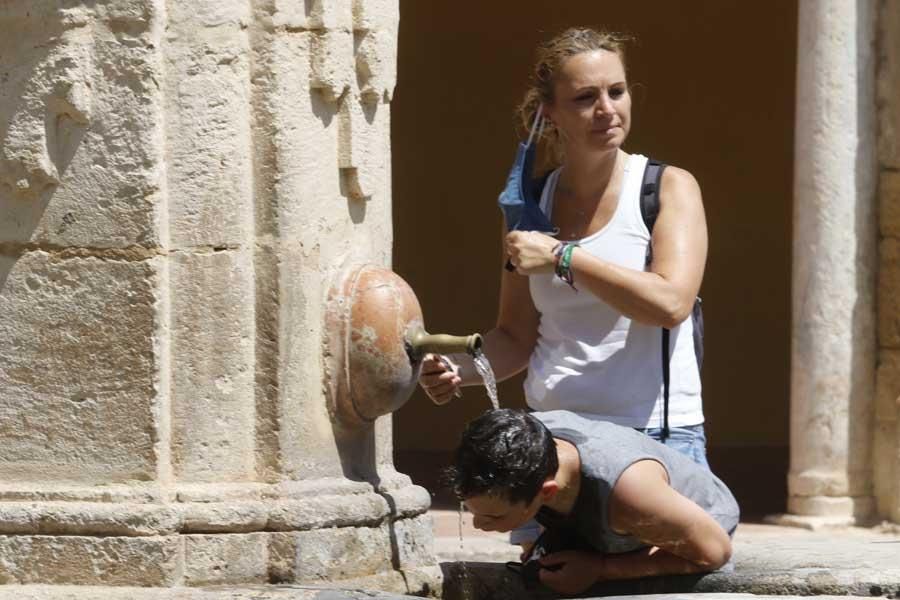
top-left (517, 27), bottom-right (633, 169)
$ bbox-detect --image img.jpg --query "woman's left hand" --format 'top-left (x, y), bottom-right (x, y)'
top-left (505, 231), bottom-right (558, 274)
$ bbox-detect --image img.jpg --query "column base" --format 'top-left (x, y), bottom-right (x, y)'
top-left (0, 514), bottom-right (438, 591)
top-left (764, 512), bottom-right (858, 530)
top-left (0, 479), bottom-right (436, 589)
top-left (765, 494), bottom-right (877, 529)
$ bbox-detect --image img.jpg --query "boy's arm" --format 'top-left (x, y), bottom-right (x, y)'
top-left (539, 459), bottom-right (732, 594)
top-left (605, 458), bottom-right (733, 573)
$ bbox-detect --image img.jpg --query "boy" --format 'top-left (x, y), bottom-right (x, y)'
top-left (449, 409), bottom-right (739, 596)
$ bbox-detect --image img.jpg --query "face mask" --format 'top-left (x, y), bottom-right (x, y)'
top-left (497, 105), bottom-right (558, 234)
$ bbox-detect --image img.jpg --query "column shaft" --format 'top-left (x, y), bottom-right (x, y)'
top-left (789, 0), bottom-right (878, 521)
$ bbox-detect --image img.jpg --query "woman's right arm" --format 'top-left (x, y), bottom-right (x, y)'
top-left (418, 265), bottom-right (540, 405)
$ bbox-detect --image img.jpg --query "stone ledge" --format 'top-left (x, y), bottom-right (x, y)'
top-left (0, 484), bottom-right (431, 535)
top-left (439, 561), bottom-right (900, 600)
top-left (0, 585), bottom-right (426, 599)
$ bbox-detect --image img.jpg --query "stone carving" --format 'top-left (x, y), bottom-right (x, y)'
top-left (0, 25), bottom-right (93, 201)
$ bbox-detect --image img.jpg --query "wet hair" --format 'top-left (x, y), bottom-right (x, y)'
top-left (447, 409), bottom-right (558, 505)
top-left (517, 27), bottom-right (634, 168)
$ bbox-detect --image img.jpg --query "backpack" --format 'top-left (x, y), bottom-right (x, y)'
top-left (640, 159), bottom-right (705, 442)
top-left (533, 159), bottom-right (705, 442)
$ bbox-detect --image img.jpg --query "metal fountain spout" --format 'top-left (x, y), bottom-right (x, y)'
top-left (404, 326), bottom-right (483, 363)
top-left (324, 264), bottom-right (482, 428)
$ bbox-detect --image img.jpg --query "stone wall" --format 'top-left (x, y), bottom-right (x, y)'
top-left (875, 0), bottom-right (900, 523)
top-left (0, 0), bottom-right (437, 591)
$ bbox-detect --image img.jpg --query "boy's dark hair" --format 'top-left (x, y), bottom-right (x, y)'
top-left (448, 409), bottom-right (558, 505)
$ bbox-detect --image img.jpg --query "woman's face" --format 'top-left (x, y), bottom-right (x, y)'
top-left (546, 49), bottom-right (632, 156)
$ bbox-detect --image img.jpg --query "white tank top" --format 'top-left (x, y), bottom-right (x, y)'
top-left (524, 153), bottom-right (703, 428)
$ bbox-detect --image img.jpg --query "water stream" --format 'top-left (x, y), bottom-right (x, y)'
top-left (458, 501), bottom-right (471, 599)
top-left (471, 349), bottom-right (499, 411)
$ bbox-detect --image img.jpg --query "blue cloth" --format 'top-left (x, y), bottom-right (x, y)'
top-left (497, 141), bottom-right (557, 234)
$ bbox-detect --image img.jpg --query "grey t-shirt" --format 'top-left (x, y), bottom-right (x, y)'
top-left (534, 410), bottom-right (740, 554)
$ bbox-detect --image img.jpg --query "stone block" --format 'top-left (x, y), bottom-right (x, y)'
top-left (167, 0), bottom-right (250, 28)
top-left (873, 420), bottom-right (898, 519)
top-left (270, 0), bottom-right (353, 31)
top-left (0, 502), bottom-right (179, 536)
top-left (337, 93), bottom-right (390, 201)
top-left (163, 19), bottom-right (253, 248)
top-left (0, 11), bottom-right (165, 247)
top-left (876, 349), bottom-right (900, 421)
top-left (93, 0), bottom-right (160, 25)
top-left (878, 0), bottom-right (900, 169)
top-left (881, 171), bottom-right (900, 238)
top-left (0, 252), bottom-right (161, 483)
top-left (183, 533), bottom-right (268, 585)
top-left (292, 524), bottom-right (393, 582)
top-left (352, 0), bottom-right (398, 101)
top-left (179, 501), bottom-right (269, 533)
top-left (352, 0), bottom-right (398, 31)
top-left (0, 535), bottom-right (181, 586)
top-left (392, 514), bottom-right (436, 569)
top-left (880, 237), bottom-right (900, 348)
top-left (354, 27), bottom-right (398, 102)
top-left (263, 33), bottom-right (342, 240)
top-left (310, 29), bottom-right (355, 101)
top-left (170, 249), bottom-right (255, 483)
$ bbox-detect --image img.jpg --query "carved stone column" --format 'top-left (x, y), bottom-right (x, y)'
top-left (781, 0), bottom-right (879, 527)
top-left (0, 0), bottom-right (436, 591)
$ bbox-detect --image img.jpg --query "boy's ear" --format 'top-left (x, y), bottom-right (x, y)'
top-left (539, 478), bottom-right (559, 502)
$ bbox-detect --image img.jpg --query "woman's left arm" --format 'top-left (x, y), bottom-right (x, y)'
top-left (507, 167), bottom-right (708, 328)
top-left (574, 166), bottom-right (707, 327)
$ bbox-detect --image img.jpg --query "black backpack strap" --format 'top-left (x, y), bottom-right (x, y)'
top-left (641, 159), bottom-right (667, 267)
top-left (641, 158), bottom-right (672, 443)
top-left (661, 328), bottom-right (671, 442)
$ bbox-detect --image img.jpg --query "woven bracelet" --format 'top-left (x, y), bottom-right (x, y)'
top-left (556, 242), bottom-right (578, 290)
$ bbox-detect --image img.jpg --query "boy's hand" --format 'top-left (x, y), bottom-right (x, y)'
top-left (538, 550), bottom-right (604, 595)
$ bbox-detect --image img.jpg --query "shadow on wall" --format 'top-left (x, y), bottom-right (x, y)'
top-left (0, 17), bottom-right (91, 288)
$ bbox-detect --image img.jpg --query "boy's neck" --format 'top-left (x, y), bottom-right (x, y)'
top-left (544, 438), bottom-right (582, 516)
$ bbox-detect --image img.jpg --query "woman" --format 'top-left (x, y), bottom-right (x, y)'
top-left (419, 28), bottom-right (709, 467)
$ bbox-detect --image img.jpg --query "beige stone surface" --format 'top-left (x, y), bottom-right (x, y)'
top-left (0, 252), bottom-right (162, 483)
top-left (164, 1), bottom-right (253, 248)
top-left (292, 524), bottom-right (393, 582)
top-left (183, 533), bottom-right (269, 586)
top-left (392, 513), bottom-right (436, 569)
top-left (170, 249), bottom-right (256, 484)
top-left (0, 535), bottom-right (182, 586)
top-left (0, 3), bottom-right (165, 248)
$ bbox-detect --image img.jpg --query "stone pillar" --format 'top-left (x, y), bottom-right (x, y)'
top-left (874, 0), bottom-right (900, 524)
top-left (783, 0), bottom-right (879, 526)
top-left (0, 0), bottom-right (437, 591)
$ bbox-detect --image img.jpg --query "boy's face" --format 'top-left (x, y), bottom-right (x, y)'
top-left (464, 489), bottom-right (545, 533)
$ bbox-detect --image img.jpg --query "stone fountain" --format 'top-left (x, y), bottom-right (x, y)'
top-left (0, 1), bottom-right (475, 595)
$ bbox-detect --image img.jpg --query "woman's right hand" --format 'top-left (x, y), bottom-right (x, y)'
top-left (418, 353), bottom-right (462, 405)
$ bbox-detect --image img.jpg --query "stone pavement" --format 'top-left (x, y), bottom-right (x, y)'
top-left (432, 509), bottom-right (900, 599)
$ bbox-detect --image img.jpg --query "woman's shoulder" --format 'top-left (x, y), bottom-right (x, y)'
top-left (659, 163), bottom-right (699, 189)
top-left (658, 163), bottom-right (702, 205)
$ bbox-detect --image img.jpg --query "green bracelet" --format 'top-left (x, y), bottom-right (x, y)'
top-left (556, 242), bottom-right (578, 289)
